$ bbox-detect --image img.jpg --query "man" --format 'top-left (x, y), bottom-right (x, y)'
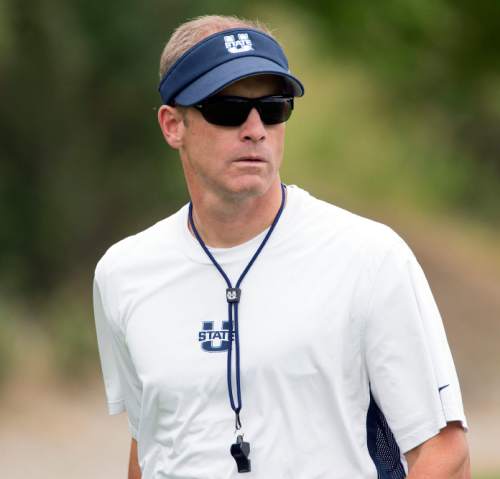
top-left (93, 14), bottom-right (470, 479)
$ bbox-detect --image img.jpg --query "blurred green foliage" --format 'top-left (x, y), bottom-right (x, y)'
top-left (0, 302), bottom-right (15, 388)
top-left (285, 0), bottom-right (500, 168)
top-left (44, 281), bottom-right (97, 381)
top-left (0, 0), bottom-right (237, 297)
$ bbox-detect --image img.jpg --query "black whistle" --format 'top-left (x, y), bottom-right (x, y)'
top-left (230, 435), bottom-right (251, 473)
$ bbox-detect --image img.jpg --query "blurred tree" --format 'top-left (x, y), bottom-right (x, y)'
top-left (285, 0), bottom-right (500, 176)
top-left (0, 0), bottom-right (236, 298)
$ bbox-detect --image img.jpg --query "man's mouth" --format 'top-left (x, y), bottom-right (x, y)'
top-left (234, 156), bottom-right (266, 163)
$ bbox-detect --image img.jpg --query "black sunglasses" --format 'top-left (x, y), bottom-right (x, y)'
top-left (191, 95), bottom-right (294, 127)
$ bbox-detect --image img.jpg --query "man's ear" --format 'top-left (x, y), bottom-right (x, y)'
top-left (157, 105), bottom-right (186, 150)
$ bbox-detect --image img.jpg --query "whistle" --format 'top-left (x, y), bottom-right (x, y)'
top-left (230, 435), bottom-right (251, 473)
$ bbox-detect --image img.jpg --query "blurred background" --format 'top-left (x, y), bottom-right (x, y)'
top-left (1, 0), bottom-right (499, 477)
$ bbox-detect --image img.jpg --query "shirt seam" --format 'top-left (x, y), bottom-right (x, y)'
top-left (360, 245), bottom-right (394, 372)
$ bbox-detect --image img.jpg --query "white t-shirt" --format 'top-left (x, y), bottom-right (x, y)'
top-left (93, 184), bottom-right (467, 479)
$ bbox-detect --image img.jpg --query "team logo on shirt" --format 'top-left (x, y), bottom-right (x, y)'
top-left (224, 33), bottom-right (253, 54)
top-left (198, 320), bottom-right (235, 352)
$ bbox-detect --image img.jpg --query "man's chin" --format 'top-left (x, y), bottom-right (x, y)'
top-left (221, 176), bottom-right (275, 200)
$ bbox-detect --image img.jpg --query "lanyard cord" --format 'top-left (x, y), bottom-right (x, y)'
top-left (188, 183), bottom-right (287, 432)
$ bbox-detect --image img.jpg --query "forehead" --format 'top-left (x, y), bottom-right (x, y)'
top-left (216, 74), bottom-right (286, 98)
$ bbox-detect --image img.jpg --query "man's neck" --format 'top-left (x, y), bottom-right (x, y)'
top-left (188, 181), bottom-right (285, 248)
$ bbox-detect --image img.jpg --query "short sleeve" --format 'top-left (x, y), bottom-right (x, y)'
top-left (363, 235), bottom-right (467, 454)
top-left (93, 269), bottom-right (142, 439)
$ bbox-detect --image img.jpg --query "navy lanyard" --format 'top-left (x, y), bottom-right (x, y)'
top-left (188, 183), bottom-right (287, 472)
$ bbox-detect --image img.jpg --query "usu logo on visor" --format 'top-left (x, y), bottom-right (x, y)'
top-left (224, 33), bottom-right (253, 53)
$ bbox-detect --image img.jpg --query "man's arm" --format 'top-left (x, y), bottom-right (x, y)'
top-left (404, 421), bottom-right (470, 478)
top-left (128, 438), bottom-right (142, 479)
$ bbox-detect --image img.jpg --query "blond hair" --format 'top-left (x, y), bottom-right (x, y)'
top-left (159, 15), bottom-right (275, 79)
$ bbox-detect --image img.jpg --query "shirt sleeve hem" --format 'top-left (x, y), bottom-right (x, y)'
top-left (442, 403), bottom-right (469, 431)
top-left (397, 418), bottom-right (446, 453)
top-left (107, 400), bottom-right (126, 415)
top-left (128, 417), bottom-right (139, 440)
top-left (397, 415), bottom-right (468, 454)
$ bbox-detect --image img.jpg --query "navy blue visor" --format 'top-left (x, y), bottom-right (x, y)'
top-left (158, 28), bottom-right (304, 106)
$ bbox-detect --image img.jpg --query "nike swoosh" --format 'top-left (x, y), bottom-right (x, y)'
top-left (438, 384), bottom-right (450, 392)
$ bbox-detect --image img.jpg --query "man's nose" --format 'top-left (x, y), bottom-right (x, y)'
top-left (240, 107), bottom-right (266, 142)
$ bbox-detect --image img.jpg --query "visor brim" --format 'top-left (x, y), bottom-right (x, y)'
top-left (173, 56), bottom-right (304, 106)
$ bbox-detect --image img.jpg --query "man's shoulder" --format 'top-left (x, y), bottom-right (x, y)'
top-left (94, 205), bottom-right (186, 282)
top-left (297, 188), bottom-right (419, 309)
top-left (296, 186), bottom-right (406, 244)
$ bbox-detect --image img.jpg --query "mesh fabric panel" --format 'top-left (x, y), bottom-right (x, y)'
top-left (366, 392), bottom-right (406, 479)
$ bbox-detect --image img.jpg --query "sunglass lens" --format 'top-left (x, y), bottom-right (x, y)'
top-left (258, 98), bottom-right (293, 125)
top-left (200, 100), bottom-right (251, 127)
